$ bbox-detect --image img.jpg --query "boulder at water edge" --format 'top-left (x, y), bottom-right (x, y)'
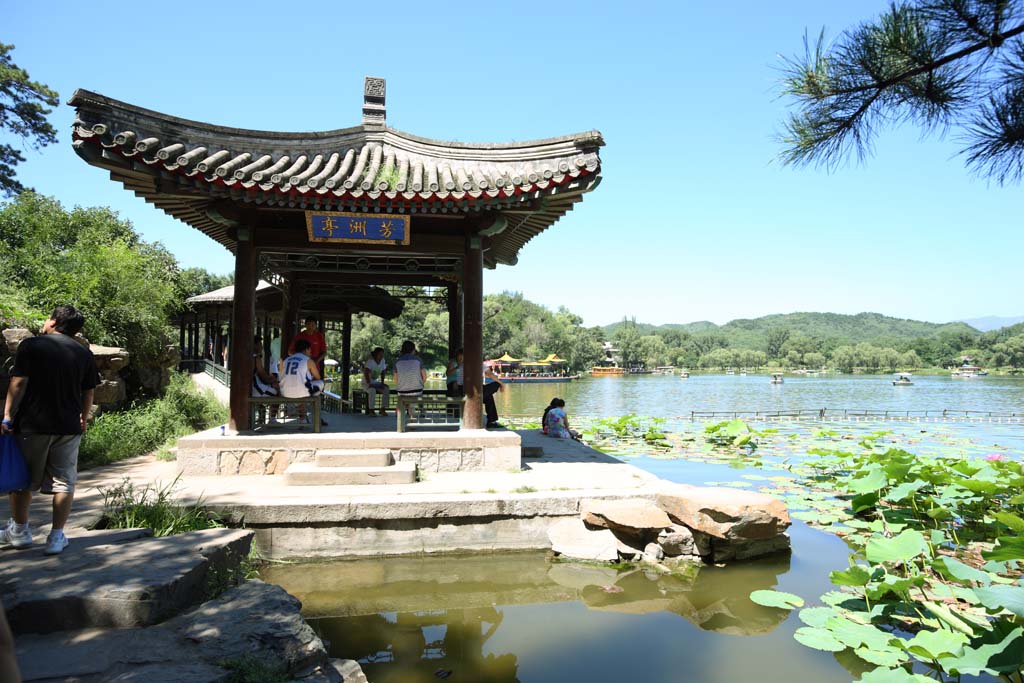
top-left (548, 517), bottom-right (619, 562)
top-left (580, 498), bottom-right (672, 534)
top-left (656, 484), bottom-right (791, 541)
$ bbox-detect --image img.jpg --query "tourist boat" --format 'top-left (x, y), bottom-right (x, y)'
top-left (725, 369), bottom-right (736, 375)
top-left (679, 369), bottom-right (690, 379)
top-left (491, 353), bottom-right (579, 382)
top-left (592, 365), bottom-right (626, 376)
top-left (769, 373), bottom-right (784, 384)
top-left (951, 364), bottom-right (987, 378)
top-left (652, 366), bottom-right (676, 375)
top-left (892, 373), bottom-right (914, 386)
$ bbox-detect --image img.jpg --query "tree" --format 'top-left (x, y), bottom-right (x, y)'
top-left (766, 327), bottom-right (791, 359)
top-left (780, 2), bottom-right (1024, 183)
top-left (0, 44), bottom-right (59, 196)
top-left (612, 318), bottom-right (642, 367)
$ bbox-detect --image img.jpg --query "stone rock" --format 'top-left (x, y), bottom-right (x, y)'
top-left (657, 524), bottom-right (696, 556)
top-left (548, 517), bottom-right (618, 561)
top-left (239, 450), bottom-right (269, 475)
top-left (656, 484), bottom-right (791, 540)
top-left (642, 542), bottom-right (665, 562)
top-left (711, 533), bottom-right (792, 562)
top-left (580, 498), bottom-right (672, 534)
top-left (3, 527), bottom-right (254, 634)
top-left (93, 378), bottom-right (126, 406)
top-left (2, 328), bottom-right (33, 355)
top-left (15, 581), bottom-right (333, 683)
top-left (330, 659), bottom-right (369, 683)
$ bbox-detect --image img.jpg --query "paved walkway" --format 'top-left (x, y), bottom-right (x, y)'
top-left (2, 430), bottom-right (661, 539)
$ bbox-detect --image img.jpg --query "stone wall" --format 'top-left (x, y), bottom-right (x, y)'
top-left (176, 428), bottom-right (522, 476)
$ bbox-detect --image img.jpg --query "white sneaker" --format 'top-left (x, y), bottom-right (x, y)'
top-left (0, 518), bottom-right (33, 549)
top-left (44, 530), bottom-right (69, 555)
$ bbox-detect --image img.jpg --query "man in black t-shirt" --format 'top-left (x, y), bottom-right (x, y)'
top-left (0, 305), bottom-right (99, 555)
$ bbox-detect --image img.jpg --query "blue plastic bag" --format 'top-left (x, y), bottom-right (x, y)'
top-left (0, 434), bottom-right (30, 493)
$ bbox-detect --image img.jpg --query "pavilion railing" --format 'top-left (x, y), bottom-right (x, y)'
top-left (202, 359), bottom-right (231, 387)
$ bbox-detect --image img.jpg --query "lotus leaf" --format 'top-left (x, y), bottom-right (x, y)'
top-left (826, 615), bottom-right (899, 650)
top-left (749, 589), bottom-right (804, 609)
top-left (847, 467), bottom-right (888, 494)
top-left (904, 629), bottom-right (967, 660)
top-left (982, 537), bottom-right (1024, 562)
top-left (972, 585), bottom-right (1024, 618)
top-left (831, 565), bottom-right (872, 587)
top-left (992, 511), bottom-right (1024, 534)
top-left (793, 626), bottom-right (845, 652)
top-left (853, 646), bottom-right (908, 667)
top-left (856, 668), bottom-right (933, 683)
top-left (940, 626), bottom-right (1024, 676)
top-left (884, 480), bottom-right (927, 502)
top-left (865, 530), bottom-right (929, 564)
top-left (933, 557), bottom-right (992, 586)
top-left (797, 606), bottom-right (836, 628)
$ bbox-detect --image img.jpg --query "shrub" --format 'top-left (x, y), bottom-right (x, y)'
top-left (80, 372), bottom-right (226, 467)
top-left (99, 476), bottom-right (221, 537)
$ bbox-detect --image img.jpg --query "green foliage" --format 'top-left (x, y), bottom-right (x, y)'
top-left (776, 436), bottom-right (1024, 681)
top-left (0, 192), bottom-right (198, 376)
top-left (0, 43), bottom-right (59, 196)
top-left (80, 372), bottom-right (227, 467)
top-left (704, 420), bottom-right (760, 451)
top-left (749, 589), bottom-right (805, 609)
top-left (778, 2), bottom-right (1024, 183)
top-left (99, 475), bottom-right (222, 537)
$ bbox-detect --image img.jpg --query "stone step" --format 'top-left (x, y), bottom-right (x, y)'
top-left (284, 461), bottom-right (417, 486)
top-left (2, 527), bottom-right (254, 634)
top-left (316, 448), bottom-right (392, 467)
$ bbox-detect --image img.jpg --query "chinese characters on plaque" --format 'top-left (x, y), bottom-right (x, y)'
top-left (305, 212), bottom-right (411, 245)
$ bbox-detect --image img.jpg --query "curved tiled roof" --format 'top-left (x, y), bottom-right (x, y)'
top-left (69, 89), bottom-right (603, 264)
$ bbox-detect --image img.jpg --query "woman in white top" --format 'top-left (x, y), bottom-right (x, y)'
top-left (361, 347), bottom-right (390, 416)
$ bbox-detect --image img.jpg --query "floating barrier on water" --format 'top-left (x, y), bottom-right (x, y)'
top-left (683, 408), bottom-right (1024, 424)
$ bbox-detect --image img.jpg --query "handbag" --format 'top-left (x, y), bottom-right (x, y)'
top-left (0, 433), bottom-right (30, 494)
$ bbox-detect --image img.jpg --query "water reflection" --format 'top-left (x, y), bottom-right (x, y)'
top-left (266, 551), bottom-right (806, 683)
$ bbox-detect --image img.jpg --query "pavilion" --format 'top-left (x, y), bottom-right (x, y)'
top-left (69, 77), bottom-right (603, 431)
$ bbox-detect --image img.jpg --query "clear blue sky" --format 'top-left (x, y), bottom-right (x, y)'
top-left (5, 1), bottom-right (1020, 327)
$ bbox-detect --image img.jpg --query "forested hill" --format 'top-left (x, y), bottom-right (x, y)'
top-left (605, 312), bottom-right (979, 349)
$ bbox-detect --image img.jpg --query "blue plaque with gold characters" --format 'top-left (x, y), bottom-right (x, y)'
top-left (305, 212), bottom-right (411, 245)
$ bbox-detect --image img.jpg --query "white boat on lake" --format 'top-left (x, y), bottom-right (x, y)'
top-left (770, 373), bottom-right (784, 384)
top-left (892, 373), bottom-right (914, 386)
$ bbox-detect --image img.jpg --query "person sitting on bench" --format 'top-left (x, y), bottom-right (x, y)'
top-left (252, 337), bottom-right (281, 423)
top-left (280, 339), bottom-right (324, 424)
top-left (393, 340), bottom-right (426, 420)
top-left (361, 346), bottom-right (390, 416)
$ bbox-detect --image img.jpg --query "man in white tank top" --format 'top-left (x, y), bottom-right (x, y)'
top-left (393, 340), bottom-right (426, 421)
top-left (279, 339), bottom-right (324, 423)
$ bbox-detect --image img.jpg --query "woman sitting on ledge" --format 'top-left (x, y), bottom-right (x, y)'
top-left (542, 398), bottom-right (580, 441)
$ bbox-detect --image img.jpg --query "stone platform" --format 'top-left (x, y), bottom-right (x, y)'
top-left (177, 424), bottom-right (521, 476)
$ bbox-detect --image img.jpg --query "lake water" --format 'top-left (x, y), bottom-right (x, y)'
top-left (261, 374), bottom-right (1022, 682)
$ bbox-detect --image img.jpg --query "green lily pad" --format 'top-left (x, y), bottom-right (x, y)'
top-left (983, 537), bottom-right (1024, 562)
top-left (933, 556), bottom-right (992, 586)
top-left (973, 585), bottom-right (1024, 618)
top-left (797, 606), bottom-right (836, 628)
top-left (749, 589), bottom-right (804, 609)
top-left (865, 529), bottom-right (929, 564)
top-left (793, 626), bottom-right (845, 652)
top-left (857, 668), bottom-right (934, 683)
top-left (904, 629), bottom-right (968, 660)
top-left (992, 511), bottom-right (1024, 534)
top-left (941, 626), bottom-right (1024, 676)
top-left (854, 646), bottom-right (908, 667)
top-left (830, 565), bottom-right (872, 587)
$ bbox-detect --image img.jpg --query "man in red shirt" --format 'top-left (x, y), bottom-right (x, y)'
top-left (289, 317), bottom-right (326, 372)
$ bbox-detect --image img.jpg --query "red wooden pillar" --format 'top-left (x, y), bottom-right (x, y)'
top-left (281, 277), bottom-right (302, 357)
top-left (341, 308), bottom-right (353, 408)
top-left (228, 229), bottom-right (256, 431)
top-left (462, 237), bottom-right (484, 429)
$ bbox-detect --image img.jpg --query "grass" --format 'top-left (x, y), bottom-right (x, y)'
top-left (80, 371), bottom-right (227, 467)
top-left (98, 475), bottom-right (222, 537)
top-left (513, 485), bottom-right (538, 493)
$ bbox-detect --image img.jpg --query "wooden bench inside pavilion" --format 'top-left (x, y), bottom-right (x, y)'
top-left (69, 76), bottom-right (603, 480)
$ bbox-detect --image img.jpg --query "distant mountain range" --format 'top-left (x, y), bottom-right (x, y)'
top-left (603, 311), bottom-right (990, 348)
top-left (956, 315), bottom-right (1024, 332)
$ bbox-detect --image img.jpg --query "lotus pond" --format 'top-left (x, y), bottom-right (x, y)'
top-left (263, 407), bottom-right (1023, 683)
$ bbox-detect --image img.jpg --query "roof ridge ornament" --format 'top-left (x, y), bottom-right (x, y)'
top-left (362, 76), bottom-right (386, 129)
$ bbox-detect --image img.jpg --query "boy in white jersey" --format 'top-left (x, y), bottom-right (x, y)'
top-left (279, 339), bottom-right (324, 423)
